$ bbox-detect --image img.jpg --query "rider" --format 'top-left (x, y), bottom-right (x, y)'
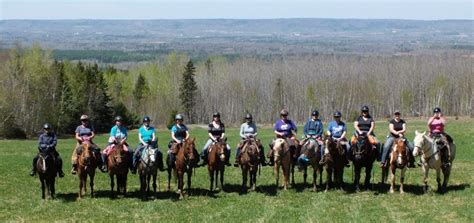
top-left (199, 112), bottom-right (231, 166)
top-left (101, 116), bottom-right (132, 171)
top-left (30, 123), bottom-right (65, 177)
top-left (233, 113), bottom-right (267, 167)
top-left (428, 107), bottom-right (453, 165)
top-left (326, 111), bottom-right (351, 167)
top-left (268, 109), bottom-right (298, 166)
top-left (299, 110), bottom-right (324, 166)
top-left (352, 106), bottom-right (382, 158)
top-left (168, 114), bottom-right (191, 165)
top-left (71, 115), bottom-right (103, 174)
top-left (131, 116), bottom-right (164, 174)
top-left (380, 110), bottom-right (416, 168)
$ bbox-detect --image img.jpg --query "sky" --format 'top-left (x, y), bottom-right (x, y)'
top-left (0, 0), bottom-right (472, 20)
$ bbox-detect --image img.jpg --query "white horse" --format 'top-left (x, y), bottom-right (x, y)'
top-left (413, 131), bottom-right (456, 193)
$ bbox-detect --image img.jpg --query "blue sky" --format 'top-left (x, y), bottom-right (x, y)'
top-left (1, 0), bottom-right (472, 20)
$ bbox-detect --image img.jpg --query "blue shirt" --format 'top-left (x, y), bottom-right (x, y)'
top-left (75, 125), bottom-right (94, 137)
top-left (328, 120), bottom-right (347, 139)
top-left (139, 125), bottom-right (155, 143)
top-left (38, 132), bottom-right (57, 151)
top-left (273, 119), bottom-right (297, 137)
top-left (110, 125), bottom-right (127, 140)
top-left (171, 124), bottom-right (188, 140)
top-left (303, 118), bottom-right (323, 137)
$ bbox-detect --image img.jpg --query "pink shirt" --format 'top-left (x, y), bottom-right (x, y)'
top-left (429, 118), bottom-right (444, 134)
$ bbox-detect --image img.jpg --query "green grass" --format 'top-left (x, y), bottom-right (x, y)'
top-left (0, 118), bottom-right (473, 222)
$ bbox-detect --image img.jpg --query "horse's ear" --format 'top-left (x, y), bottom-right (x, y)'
top-left (191, 137), bottom-right (195, 143)
top-left (422, 131), bottom-right (426, 135)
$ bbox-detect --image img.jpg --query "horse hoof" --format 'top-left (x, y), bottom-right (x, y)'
top-left (400, 190), bottom-right (405, 194)
top-left (389, 189), bottom-right (394, 194)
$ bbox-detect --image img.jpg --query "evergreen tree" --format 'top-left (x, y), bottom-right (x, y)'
top-left (179, 60), bottom-right (198, 123)
top-left (133, 73), bottom-right (149, 114)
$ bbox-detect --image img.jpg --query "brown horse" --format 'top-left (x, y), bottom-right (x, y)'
top-left (107, 142), bottom-right (130, 198)
top-left (351, 133), bottom-right (377, 192)
top-left (325, 138), bottom-right (346, 191)
top-left (388, 138), bottom-right (408, 193)
top-left (167, 138), bottom-right (197, 199)
top-left (239, 138), bottom-right (260, 192)
top-left (208, 138), bottom-right (226, 192)
top-left (274, 138), bottom-right (292, 190)
top-left (137, 144), bottom-right (159, 200)
top-left (298, 138), bottom-right (322, 192)
top-left (37, 152), bottom-right (57, 199)
top-left (77, 142), bottom-right (97, 198)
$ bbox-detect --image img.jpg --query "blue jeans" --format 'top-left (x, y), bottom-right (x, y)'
top-left (381, 136), bottom-right (414, 163)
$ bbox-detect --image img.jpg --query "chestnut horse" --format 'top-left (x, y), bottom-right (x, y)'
top-left (299, 138), bottom-right (322, 191)
top-left (274, 138), bottom-right (293, 190)
top-left (37, 151), bottom-right (57, 199)
top-left (137, 144), bottom-right (158, 200)
top-left (387, 138), bottom-right (409, 193)
top-left (325, 137), bottom-right (346, 191)
top-left (351, 133), bottom-right (377, 192)
top-left (167, 138), bottom-right (197, 199)
top-left (77, 141), bottom-right (98, 198)
top-left (239, 138), bottom-right (260, 192)
top-left (208, 138), bottom-right (226, 192)
top-left (107, 142), bottom-right (130, 198)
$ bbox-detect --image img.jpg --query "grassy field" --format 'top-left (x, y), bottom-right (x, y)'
top-left (0, 118), bottom-right (473, 222)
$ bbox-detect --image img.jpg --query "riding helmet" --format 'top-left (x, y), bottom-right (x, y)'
top-left (43, 123), bottom-right (52, 130)
top-left (245, 113), bottom-right (253, 119)
top-left (213, 112), bottom-right (221, 118)
top-left (115, 116), bottom-right (123, 122)
top-left (361, 106), bottom-right (369, 112)
top-left (80, 114), bottom-right (89, 121)
top-left (311, 110), bottom-right (319, 116)
top-left (143, 116), bottom-right (151, 122)
top-left (433, 107), bottom-right (441, 113)
top-left (175, 114), bottom-right (184, 120)
top-left (280, 109), bottom-right (289, 116)
top-left (333, 111), bottom-right (342, 117)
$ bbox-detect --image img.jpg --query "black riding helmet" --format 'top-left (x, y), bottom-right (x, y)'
top-left (143, 116), bottom-right (151, 122)
top-left (43, 123), bottom-right (52, 130)
top-left (280, 109), bottom-right (289, 116)
top-left (311, 110), bottom-right (319, 116)
top-left (115, 116), bottom-right (123, 122)
top-left (433, 107), bottom-right (441, 113)
top-left (361, 106), bottom-right (369, 112)
top-left (333, 111), bottom-right (342, 117)
top-left (245, 113), bottom-right (253, 119)
top-left (213, 112), bottom-right (221, 118)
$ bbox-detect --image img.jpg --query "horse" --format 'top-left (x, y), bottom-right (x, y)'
top-left (36, 151), bottom-right (57, 199)
top-left (137, 144), bottom-right (158, 200)
top-left (298, 138), bottom-right (322, 192)
top-left (239, 138), bottom-right (260, 192)
top-left (208, 138), bottom-right (226, 192)
top-left (351, 133), bottom-right (377, 191)
top-left (167, 138), bottom-right (197, 199)
top-left (273, 138), bottom-right (293, 190)
top-left (413, 131), bottom-right (456, 193)
top-left (388, 138), bottom-right (408, 193)
top-left (77, 140), bottom-right (98, 198)
top-left (107, 141), bottom-right (130, 198)
top-left (325, 137), bottom-right (346, 191)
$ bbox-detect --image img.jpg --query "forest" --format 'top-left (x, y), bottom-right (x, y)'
top-left (0, 44), bottom-right (472, 138)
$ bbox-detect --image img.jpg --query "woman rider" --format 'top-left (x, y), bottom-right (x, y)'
top-left (352, 106), bottom-right (382, 158)
top-left (30, 123), bottom-right (65, 177)
top-left (168, 114), bottom-right (191, 165)
top-left (199, 112), bottom-right (231, 166)
top-left (101, 116), bottom-right (132, 171)
top-left (326, 111), bottom-right (351, 167)
top-left (233, 113), bottom-right (267, 167)
top-left (428, 107), bottom-right (453, 166)
top-left (131, 116), bottom-right (164, 173)
top-left (268, 109), bottom-right (298, 166)
top-left (380, 110), bottom-right (415, 168)
top-left (71, 115), bottom-right (102, 174)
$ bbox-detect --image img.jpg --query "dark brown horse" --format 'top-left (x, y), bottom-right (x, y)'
top-left (388, 138), bottom-right (408, 193)
top-left (37, 152), bottom-right (57, 199)
top-left (239, 138), bottom-right (260, 192)
top-left (107, 142), bottom-right (130, 198)
top-left (208, 138), bottom-right (226, 192)
top-left (298, 138), bottom-right (322, 191)
top-left (137, 144), bottom-right (159, 200)
top-left (167, 138), bottom-right (197, 199)
top-left (325, 138), bottom-right (346, 191)
top-left (351, 133), bottom-right (377, 192)
top-left (77, 142), bottom-right (97, 198)
top-left (274, 138), bottom-right (292, 190)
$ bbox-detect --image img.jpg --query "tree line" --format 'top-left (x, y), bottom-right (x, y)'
top-left (0, 45), bottom-right (472, 138)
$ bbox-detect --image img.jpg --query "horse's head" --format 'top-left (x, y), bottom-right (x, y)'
top-left (413, 130), bottom-right (430, 157)
top-left (113, 142), bottom-right (125, 164)
top-left (302, 138), bottom-right (317, 158)
top-left (214, 138), bottom-right (226, 162)
top-left (273, 138), bottom-right (288, 162)
top-left (327, 137), bottom-right (344, 157)
top-left (242, 138), bottom-right (259, 162)
top-left (352, 133), bottom-right (371, 161)
top-left (182, 138), bottom-right (196, 161)
top-left (392, 138), bottom-right (407, 166)
top-left (142, 144), bottom-right (157, 165)
top-left (80, 142), bottom-right (93, 166)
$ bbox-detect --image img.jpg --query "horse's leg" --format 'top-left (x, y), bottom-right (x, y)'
top-left (187, 169), bottom-right (192, 195)
top-left (400, 167), bottom-right (406, 194)
top-left (140, 175), bottom-right (146, 200)
top-left (242, 167), bottom-right (247, 192)
top-left (124, 174), bottom-right (128, 196)
top-left (283, 162), bottom-right (289, 191)
top-left (365, 164), bottom-right (373, 190)
top-left (442, 166), bottom-right (451, 193)
top-left (303, 167), bottom-right (308, 186)
top-left (325, 166), bottom-right (332, 192)
top-left (167, 168), bottom-right (172, 192)
top-left (90, 172), bottom-right (95, 198)
top-left (251, 167), bottom-right (257, 191)
top-left (312, 166), bottom-right (317, 192)
top-left (147, 174), bottom-right (151, 195)
top-left (389, 165), bottom-right (395, 193)
top-left (354, 165), bottom-right (361, 192)
top-left (209, 169), bottom-right (214, 192)
top-left (436, 167), bottom-right (442, 193)
top-left (79, 175), bottom-right (84, 198)
top-left (110, 174), bottom-right (115, 198)
top-left (422, 165), bottom-right (429, 193)
top-left (274, 164), bottom-right (279, 189)
top-left (220, 168), bottom-right (225, 191)
top-left (50, 177), bottom-right (56, 199)
top-left (153, 173), bottom-right (157, 196)
top-left (40, 178), bottom-right (46, 199)
top-left (291, 161), bottom-right (295, 186)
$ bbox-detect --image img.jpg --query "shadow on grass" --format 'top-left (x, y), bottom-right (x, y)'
top-left (56, 192), bottom-right (78, 202)
top-left (368, 182), bottom-right (470, 195)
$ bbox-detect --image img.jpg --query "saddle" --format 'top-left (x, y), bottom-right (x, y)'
top-left (431, 134), bottom-right (451, 166)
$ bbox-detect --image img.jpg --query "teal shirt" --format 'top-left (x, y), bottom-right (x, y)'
top-left (139, 125), bottom-right (155, 143)
top-left (110, 125), bottom-right (128, 139)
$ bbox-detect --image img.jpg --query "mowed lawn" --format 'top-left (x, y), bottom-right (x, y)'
top-left (0, 118), bottom-right (473, 222)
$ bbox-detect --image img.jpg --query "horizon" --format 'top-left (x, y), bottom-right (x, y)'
top-left (1, 0), bottom-right (472, 20)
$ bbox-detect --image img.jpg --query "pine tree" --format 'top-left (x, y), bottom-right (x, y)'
top-left (133, 73), bottom-right (149, 114)
top-left (179, 60), bottom-right (198, 123)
